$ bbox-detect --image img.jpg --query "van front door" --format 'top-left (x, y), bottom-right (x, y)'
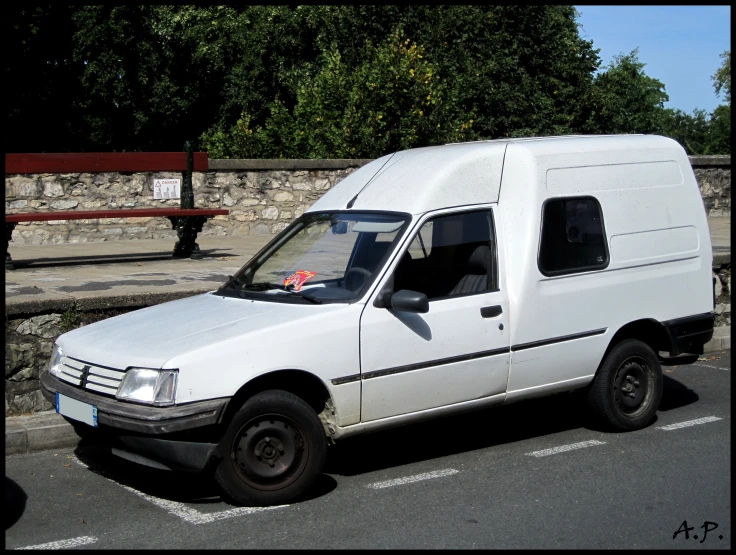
top-left (359, 206), bottom-right (510, 422)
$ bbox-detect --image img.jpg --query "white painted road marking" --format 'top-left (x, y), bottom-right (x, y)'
top-left (657, 416), bottom-right (723, 431)
top-left (526, 440), bottom-right (607, 458)
top-left (366, 468), bottom-right (460, 489)
top-left (692, 363), bottom-right (729, 370)
top-left (72, 458), bottom-right (287, 525)
top-left (17, 536), bottom-right (98, 550)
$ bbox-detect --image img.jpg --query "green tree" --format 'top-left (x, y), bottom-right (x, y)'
top-left (202, 6), bottom-right (602, 157)
top-left (6, 6), bottom-right (86, 152)
top-left (584, 49), bottom-right (668, 134)
top-left (658, 108), bottom-right (712, 154)
top-left (202, 29), bottom-right (474, 158)
top-left (712, 50), bottom-right (730, 105)
top-left (70, 5), bottom-right (250, 151)
top-left (707, 50), bottom-right (730, 154)
top-left (656, 50), bottom-right (730, 155)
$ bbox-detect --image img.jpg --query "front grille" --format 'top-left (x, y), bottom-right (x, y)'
top-left (57, 357), bottom-right (126, 397)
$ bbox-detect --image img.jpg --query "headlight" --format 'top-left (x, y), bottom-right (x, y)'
top-left (47, 344), bottom-right (64, 378)
top-left (116, 368), bottom-right (178, 406)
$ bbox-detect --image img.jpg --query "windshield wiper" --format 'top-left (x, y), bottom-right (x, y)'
top-left (217, 275), bottom-right (246, 297)
top-left (243, 282), bottom-right (322, 304)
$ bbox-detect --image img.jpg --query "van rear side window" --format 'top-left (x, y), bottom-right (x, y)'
top-left (538, 197), bottom-right (609, 276)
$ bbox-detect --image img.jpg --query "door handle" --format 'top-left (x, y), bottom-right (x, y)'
top-left (480, 305), bottom-right (503, 318)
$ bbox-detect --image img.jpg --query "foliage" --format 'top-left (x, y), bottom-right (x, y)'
top-left (5, 6), bottom-right (729, 155)
top-left (203, 6), bottom-right (602, 157)
top-left (656, 50), bottom-right (730, 155)
top-left (202, 29), bottom-right (474, 158)
top-left (712, 50), bottom-right (731, 104)
top-left (59, 307), bottom-right (81, 333)
top-left (583, 49), bottom-right (668, 134)
top-left (5, 6), bottom-right (85, 152)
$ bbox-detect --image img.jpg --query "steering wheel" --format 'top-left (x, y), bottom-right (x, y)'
top-left (344, 267), bottom-right (372, 291)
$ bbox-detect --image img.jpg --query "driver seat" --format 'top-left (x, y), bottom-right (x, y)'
top-left (449, 245), bottom-right (491, 295)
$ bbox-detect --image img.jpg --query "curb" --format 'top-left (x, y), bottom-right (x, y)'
top-left (704, 326), bottom-right (731, 353)
top-left (6, 410), bottom-right (80, 455)
top-left (6, 342), bottom-right (731, 457)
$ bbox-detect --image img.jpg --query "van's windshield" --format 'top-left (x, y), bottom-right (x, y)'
top-left (216, 211), bottom-right (410, 304)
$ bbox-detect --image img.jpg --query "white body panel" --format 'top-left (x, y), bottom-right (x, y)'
top-left (358, 205), bottom-right (510, 421)
top-left (306, 142), bottom-right (507, 215)
top-left (497, 136), bottom-right (712, 394)
top-left (53, 134), bottom-right (713, 441)
top-left (57, 294), bottom-right (364, 427)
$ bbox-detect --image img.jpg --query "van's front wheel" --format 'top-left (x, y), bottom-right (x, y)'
top-left (587, 339), bottom-right (663, 431)
top-left (214, 390), bottom-right (327, 506)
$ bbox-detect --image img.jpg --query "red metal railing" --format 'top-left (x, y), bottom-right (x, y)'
top-left (5, 152), bottom-right (209, 174)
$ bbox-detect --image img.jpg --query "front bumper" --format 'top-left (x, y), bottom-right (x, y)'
top-left (41, 370), bottom-right (230, 472)
top-left (41, 370), bottom-right (229, 434)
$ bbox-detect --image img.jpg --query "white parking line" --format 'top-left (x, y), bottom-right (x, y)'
top-left (525, 440), bottom-right (606, 458)
top-left (73, 458), bottom-right (287, 525)
top-left (366, 468), bottom-right (460, 489)
top-left (17, 536), bottom-right (98, 550)
top-left (692, 363), bottom-right (729, 370)
top-left (657, 416), bottom-right (723, 431)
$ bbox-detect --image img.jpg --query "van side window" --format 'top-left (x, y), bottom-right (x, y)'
top-left (394, 210), bottom-right (498, 299)
top-left (538, 197), bottom-right (609, 276)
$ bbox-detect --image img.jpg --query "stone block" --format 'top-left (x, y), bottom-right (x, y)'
top-left (274, 191), bottom-right (295, 202)
top-left (261, 206), bottom-right (279, 220)
top-left (234, 210), bottom-right (257, 222)
top-left (50, 199), bottom-right (80, 210)
top-left (8, 200), bottom-right (28, 209)
top-left (43, 181), bottom-right (65, 197)
top-left (124, 227), bottom-right (149, 234)
top-left (714, 273), bottom-right (723, 298)
top-left (16, 315), bottom-right (61, 339)
top-left (14, 179), bottom-right (43, 197)
top-left (253, 223), bottom-right (271, 235)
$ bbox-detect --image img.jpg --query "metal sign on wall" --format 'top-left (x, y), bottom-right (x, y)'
top-left (153, 178), bottom-right (181, 199)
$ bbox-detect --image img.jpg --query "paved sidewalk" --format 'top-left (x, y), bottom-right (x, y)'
top-left (709, 215), bottom-right (730, 254)
top-left (6, 217), bottom-right (730, 312)
top-left (4, 217), bottom-right (731, 456)
top-left (6, 235), bottom-right (272, 314)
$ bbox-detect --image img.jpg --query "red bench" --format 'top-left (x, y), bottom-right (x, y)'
top-left (5, 149), bottom-right (229, 270)
top-left (5, 208), bottom-right (229, 270)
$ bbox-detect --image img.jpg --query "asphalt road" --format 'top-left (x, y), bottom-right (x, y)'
top-left (6, 351), bottom-right (730, 549)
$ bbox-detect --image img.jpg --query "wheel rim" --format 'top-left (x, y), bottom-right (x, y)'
top-left (613, 356), bottom-right (653, 416)
top-left (231, 414), bottom-right (308, 491)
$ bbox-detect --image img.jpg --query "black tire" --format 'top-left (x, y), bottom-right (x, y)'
top-left (214, 389), bottom-right (327, 506)
top-left (587, 339), bottom-right (663, 431)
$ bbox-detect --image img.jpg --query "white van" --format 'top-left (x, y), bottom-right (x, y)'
top-left (42, 134), bottom-right (715, 506)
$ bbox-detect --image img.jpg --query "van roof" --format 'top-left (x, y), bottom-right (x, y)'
top-left (306, 134), bottom-right (681, 215)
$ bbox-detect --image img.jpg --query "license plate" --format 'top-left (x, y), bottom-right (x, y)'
top-left (56, 392), bottom-right (98, 428)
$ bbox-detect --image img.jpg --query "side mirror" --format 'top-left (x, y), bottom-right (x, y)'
top-left (390, 289), bottom-right (429, 314)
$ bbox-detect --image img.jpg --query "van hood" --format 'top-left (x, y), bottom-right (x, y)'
top-left (56, 292), bottom-right (347, 370)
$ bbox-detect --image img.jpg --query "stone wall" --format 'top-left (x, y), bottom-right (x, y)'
top-left (713, 257), bottom-right (731, 328)
top-left (5, 306), bottom-right (139, 415)
top-left (5, 156), bottom-right (730, 245)
top-left (693, 156), bottom-right (731, 217)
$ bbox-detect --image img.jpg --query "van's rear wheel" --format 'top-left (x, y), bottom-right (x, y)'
top-left (214, 390), bottom-right (327, 506)
top-left (587, 339), bottom-right (663, 431)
